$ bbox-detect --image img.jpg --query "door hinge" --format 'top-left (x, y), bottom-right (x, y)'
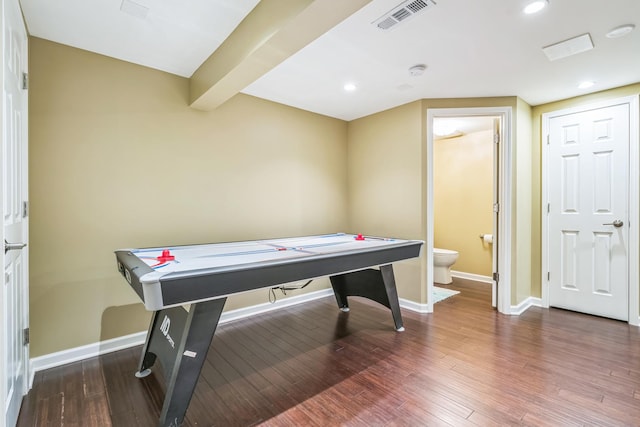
top-left (493, 203), bottom-right (500, 213)
top-left (546, 134), bottom-right (550, 145)
top-left (23, 327), bottom-right (29, 345)
top-left (492, 272), bottom-right (499, 283)
top-left (547, 203), bottom-right (550, 214)
top-left (22, 201), bottom-right (29, 218)
top-left (494, 132), bottom-right (500, 144)
top-left (547, 272), bottom-right (550, 281)
top-left (22, 72), bottom-right (28, 90)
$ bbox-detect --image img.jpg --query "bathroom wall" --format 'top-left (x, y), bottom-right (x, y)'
top-left (434, 129), bottom-right (493, 277)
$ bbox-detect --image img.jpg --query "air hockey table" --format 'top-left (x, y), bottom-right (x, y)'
top-left (115, 233), bottom-right (423, 427)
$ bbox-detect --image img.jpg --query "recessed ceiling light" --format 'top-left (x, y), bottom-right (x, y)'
top-left (523, 0), bottom-right (548, 14)
top-left (433, 121), bottom-right (460, 137)
top-left (606, 24), bottom-right (635, 38)
top-left (578, 81), bottom-right (595, 89)
top-left (343, 83), bottom-right (357, 92)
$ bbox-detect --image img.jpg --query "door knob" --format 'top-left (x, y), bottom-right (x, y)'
top-left (4, 240), bottom-right (26, 253)
top-left (602, 220), bottom-right (624, 228)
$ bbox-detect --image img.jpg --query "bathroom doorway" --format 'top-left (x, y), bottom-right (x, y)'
top-left (426, 107), bottom-right (513, 314)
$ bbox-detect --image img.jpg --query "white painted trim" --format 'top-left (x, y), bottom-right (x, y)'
top-left (628, 95), bottom-right (640, 326)
top-left (399, 297), bottom-right (431, 313)
top-left (498, 108), bottom-right (513, 315)
top-left (510, 297), bottom-right (542, 315)
top-left (541, 107), bottom-right (551, 309)
top-left (451, 270), bottom-right (492, 284)
top-left (542, 95), bottom-right (640, 325)
top-left (29, 289), bottom-right (334, 387)
top-left (426, 107), bottom-right (513, 315)
top-left (425, 116), bottom-right (435, 315)
top-left (29, 331), bottom-right (147, 388)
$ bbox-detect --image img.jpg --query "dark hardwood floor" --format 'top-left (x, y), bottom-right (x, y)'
top-left (18, 278), bottom-right (640, 426)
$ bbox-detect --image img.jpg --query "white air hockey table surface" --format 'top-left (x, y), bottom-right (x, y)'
top-left (116, 232), bottom-right (423, 311)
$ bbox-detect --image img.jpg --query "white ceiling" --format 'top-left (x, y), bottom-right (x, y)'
top-left (20, 0), bottom-right (640, 122)
top-left (20, 0), bottom-right (260, 77)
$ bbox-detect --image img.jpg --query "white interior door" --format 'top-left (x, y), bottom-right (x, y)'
top-left (2, 0), bottom-right (29, 425)
top-left (547, 102), bottom-right (629, 321)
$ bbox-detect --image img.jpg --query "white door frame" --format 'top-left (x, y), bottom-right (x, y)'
top-left (541, 95), bottom-right (640, 326)
top-left (426, 107), bottom-right (513, 314)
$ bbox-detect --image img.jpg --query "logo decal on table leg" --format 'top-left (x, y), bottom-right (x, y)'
top-left (160, 315), bottom-right (175, 348)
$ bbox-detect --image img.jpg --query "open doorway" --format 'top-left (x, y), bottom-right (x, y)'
top-left (432, 116), bottom-right (497, 306)
top-left (426, 107), bottom-right (513, 315)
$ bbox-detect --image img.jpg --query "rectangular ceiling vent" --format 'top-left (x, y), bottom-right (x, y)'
top-left (542, 33), bottom-right (594, 61)
top-left (373, 0), bottom-right (436, 30)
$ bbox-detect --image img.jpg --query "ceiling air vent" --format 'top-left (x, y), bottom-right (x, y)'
top-left (373, 0), bottom-right (436, 30)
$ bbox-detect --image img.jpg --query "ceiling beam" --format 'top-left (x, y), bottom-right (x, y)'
top-left (189, 0), bottom-right (371, 111)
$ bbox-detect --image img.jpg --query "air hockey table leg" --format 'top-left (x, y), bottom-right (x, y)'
top-left (136, 310), bottom-right (160, 378)
top-left (329, 264), bottom-right (404, 331)
top-left (135, 298), bottom-right (227, 427)
top-left (380, 264), bottom-right (405, 332)
top-left (329, 274), bottom-right (351, 312)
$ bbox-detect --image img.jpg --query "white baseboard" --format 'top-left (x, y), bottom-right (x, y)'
top-left (451, 270), bottom-right (492, 284)
top-left (509, 299), bottom-right (640, 325)
top-left (29, 288), bottom-right (334, 387)
top-left (217, 288), bottom-right (333, 324)
top-left (29, 330), bottom-right (147, 388)
top-left (399, 297), bottom-right (431, 314)
top-left (510, 296), bottom-right (542, 315)
top-left (403, 292), bottom-right (545, 316)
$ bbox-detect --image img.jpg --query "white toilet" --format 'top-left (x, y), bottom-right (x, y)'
top-left (433, 248), bottom-right (459, 284)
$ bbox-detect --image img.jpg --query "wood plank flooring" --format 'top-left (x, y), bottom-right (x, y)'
top-left (18, 278), bottom-right (640, 426)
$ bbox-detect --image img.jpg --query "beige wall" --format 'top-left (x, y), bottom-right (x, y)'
top-left (29, 38), bottom-right (348, 357)
top-left (515, 98), bottom-right (534, 304)
top-left (434, 130), bottom-right (493, 276)
top-left (347, 97), bottom-right (534, 305)
top-left (347, 101), bottom-right (425, 302)
top-left (30, 34), bottom-right (638, 359)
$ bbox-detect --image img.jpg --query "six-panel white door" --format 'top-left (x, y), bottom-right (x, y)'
top-left (548, 102), bottom-right (629, 321)
top-left (2, 0), bottom-right (29, 425)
